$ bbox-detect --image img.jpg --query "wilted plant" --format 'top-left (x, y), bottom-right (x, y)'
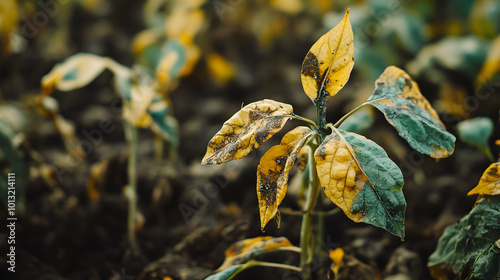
top-left (202, 9), bottom-right (456, 279)
top-left (37, 0), bottom-right (207, 251)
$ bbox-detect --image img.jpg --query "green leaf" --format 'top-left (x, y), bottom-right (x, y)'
top-left (205, 264), bottom-right (245, 280)
top-left (367, 66), bottom-right (455, 159)
top-left (428, 196), bottom-right (500, 280)
top-left (342, 130), bottom-right (406, 239)
top-left (457, 117), bottom-right (494, 160)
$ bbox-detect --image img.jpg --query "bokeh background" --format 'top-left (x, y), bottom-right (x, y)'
top-left (1, 0), bottom-right (499, 279)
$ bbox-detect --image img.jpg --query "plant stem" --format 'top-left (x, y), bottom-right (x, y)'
top-left (125, 122), bottom-right (138, 250)
top-left (332, 102), bottom-right (369, 128)
top-left (248, 260), bottom-right (303, 272)
top-left (300, 139), bottom-right (321, 280)
top-left (314, 98), bottom-right (328, 133)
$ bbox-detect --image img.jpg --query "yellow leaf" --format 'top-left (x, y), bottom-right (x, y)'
top-left (87, 160), bottom-right (109, 201)
top-left (314, 128), bottom-right (367, 222)
top-left (270, 0), bottom-right (302, 15)
top-left (301, 9), bottom-right (354, 102)
top-left (217, 236), bottom-right (295, 272)
top-left (207, 52), bottom-right (235, 84)
top-left (257, 126), bottom-right (314, 230)
top-left (476, 36), bottom-right (500, 86)
top-left (202, 99), bottom-right (293, 165)
top-left (468, 162), bottom-right (500, 196)
top-left (329, 248), bottom-right (345, 275)
top-left (0, 0), bottom-right (18, 54)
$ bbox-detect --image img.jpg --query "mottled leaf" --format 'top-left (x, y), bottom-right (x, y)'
top-left (257, 126), bottom-right (314, 230)
top-left (346, 131), bottom-right (406, 239)
top-left (216, 236), bottom-right (296, 272)
top-left (457, 117), bottom-right (494, 160)
top-left (202, 99), bottom-right (293, 165)
top-left (428, 196), bottom-right (500, 280)
top-left (468, 162), bottom-right (500, 196)
top-left (315, 128), bottom-right (405, 239)
top-left (301, 9), bottom-right (354, 102)
top-left (367, 66), bottom-right (455, 159)
top-left (41, 53), bottom-right (130, 95)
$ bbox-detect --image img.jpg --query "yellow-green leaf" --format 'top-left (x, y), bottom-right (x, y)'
top-left (468, 162), bottom-right (500, 196)
top-left (202, 99), bottom-right (293, 165)
top-left (367, 66), bottom-right (455, 159)
top-left (257, 126), bottom-right (314, 230)
top-left (41, 53), bottom-right (130, 96)
top-left (315, 128), bottom-right (406, 238)
top-left (301, 9), bottom-right (354, 102)
top-left (216, 236), bottom-right (296, 272)
top-left (314, 128), bottom-right (367, 223)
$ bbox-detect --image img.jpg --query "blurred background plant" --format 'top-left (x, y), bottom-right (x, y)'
top-left (0, 0), bottom-right (499, 279)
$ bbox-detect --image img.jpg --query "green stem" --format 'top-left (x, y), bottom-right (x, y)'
top-left (226, 260), bottom-right (302, 280)
top-left (300, 138), bottom-right (321, 280)
top-left (333, 101), bottom-right (372, 128)
top-left (314, 98), bottom-right (328, 133)
top-left (287, 113), bottom-right (317, 128)
top-left (125, 122), bottom-right (138, 250)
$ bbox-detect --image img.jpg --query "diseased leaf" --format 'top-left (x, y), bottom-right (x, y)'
top-left (428, 196), bottom-right (500, 280)
top-left (217, 236), bottom-right (296, 272)
top-left (257, 126), bottom-right (314, 230)
top-left (314, 128), bottom-right (405, 239)
top-left (367, 66), bottom-right (455, 159)
top-left (301, 9), bottom-right (354, 102)
top-left (41, 53), bottom-right (130, 95)
top-left (468, 162), bottom-right (500, 196)
top-left (202, 99), bottom-right (293, 165)
top-left (345, 131), bottom-right (406, 239)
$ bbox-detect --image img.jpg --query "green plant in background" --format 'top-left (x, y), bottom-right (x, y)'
top-left (428, 162), bottom-right (500, 280)
top-left (456, 117), bottom-right (495, 161)
top-left (202, 9), bottom-right (455, 280)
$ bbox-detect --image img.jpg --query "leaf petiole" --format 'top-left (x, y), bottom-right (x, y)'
top-left (332, 100), bottom-right (375, 128)
top-left (287, 113), bottom-right (317, 128)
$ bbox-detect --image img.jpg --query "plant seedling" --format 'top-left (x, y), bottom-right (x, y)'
top-left (202, 9), bottom-right (455, 280)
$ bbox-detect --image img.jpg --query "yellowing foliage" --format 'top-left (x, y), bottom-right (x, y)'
top-left (301, 9), bottom-right (354, 102)
top-left (314, 129), bottom-right (367, 222)
top-left (468, 162), bottom-right (500, 196)
top-left (257, 126), bottom-right (313, 230)
top-left (201, 99), bottom-right (293, 165)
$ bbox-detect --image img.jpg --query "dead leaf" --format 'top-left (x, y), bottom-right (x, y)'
top-left (257, 126), bottom-right (314, 230)
top-left (468, 162), bottom-right (500, 196)
top-left (202, 99), bottom-right (293, 165)
top-left (301, 9), bottom-right (354, 102)
top-left (216, 236), bottom-right (295, 272)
